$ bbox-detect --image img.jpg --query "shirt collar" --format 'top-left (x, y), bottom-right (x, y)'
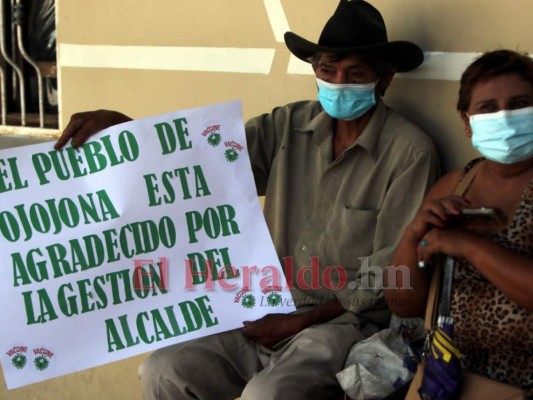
top-left (353, 99), bottom-right (386, 160)
top-left (296, 100), bottom-right (387, 161)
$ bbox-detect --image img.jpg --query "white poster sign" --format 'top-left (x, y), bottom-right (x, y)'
top-left (0, 100), bottom-right (295, 389)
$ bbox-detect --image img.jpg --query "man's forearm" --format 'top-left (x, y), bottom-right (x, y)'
top-left (298, 299), bottom-right (346, 328)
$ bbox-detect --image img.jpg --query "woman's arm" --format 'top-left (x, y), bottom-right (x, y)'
top-left (419, 227), bottom-right (533, 311)
top-left (383, 170), bottom-right (467, 317)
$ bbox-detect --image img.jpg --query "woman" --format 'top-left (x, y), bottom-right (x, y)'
top-left (384, 49), bottom-right (533, 391)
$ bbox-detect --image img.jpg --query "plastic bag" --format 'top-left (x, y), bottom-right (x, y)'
top-left (337, 315), bottom-right (425, 400)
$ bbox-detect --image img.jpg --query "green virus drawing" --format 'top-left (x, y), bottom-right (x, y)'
top-left (266, 292), bottom-right (282, 307)
top-left (225, 148), bottom-right (239, 162)
top-left (241, 294), bottom-right (256, 309)
top-left (207, 132), bottom-right (221, 147)
top-left (34, 355), bottom-right (49, 371)
top-left (11, 353), bottom-right (26, 370)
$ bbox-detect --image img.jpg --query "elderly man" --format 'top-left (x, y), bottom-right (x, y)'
top-left (56, 1), bottom-right (439, 399)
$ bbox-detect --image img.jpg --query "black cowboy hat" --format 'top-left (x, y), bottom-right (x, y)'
top-left (284, 0), bottom-right (423, 72)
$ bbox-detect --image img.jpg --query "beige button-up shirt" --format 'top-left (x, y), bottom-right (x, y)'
top-left (246, 100), bottom-right (439, 324)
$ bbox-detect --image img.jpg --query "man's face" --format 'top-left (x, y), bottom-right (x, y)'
top-left (314, 53), bottom-right (379, 85)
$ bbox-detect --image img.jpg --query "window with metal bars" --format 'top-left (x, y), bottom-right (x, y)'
top-left (0, 0), bottom-right (57, 129)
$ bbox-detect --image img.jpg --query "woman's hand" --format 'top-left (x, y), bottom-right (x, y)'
top-left (416, 227), bottom-right (474, 263)
top-left (405, 195), bottom-right (471, 243)
top-left (55, 109), bottom-right (132, 150)
top-left (385, 193), bottom-right (472, 317)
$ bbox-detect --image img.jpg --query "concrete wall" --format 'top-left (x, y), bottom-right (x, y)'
top-left (1, 1), bottom-right (532, 398)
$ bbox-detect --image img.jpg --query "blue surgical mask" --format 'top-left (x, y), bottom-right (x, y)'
top-left (469, 106), bottom-right (533, 164)
top-left (316, 78), bottom-right (377, 120)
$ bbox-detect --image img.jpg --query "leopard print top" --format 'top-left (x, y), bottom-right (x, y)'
top-left (450, 159), bottom-right (533, 390)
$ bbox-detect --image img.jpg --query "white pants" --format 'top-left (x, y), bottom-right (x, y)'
top-left (138, 318), bottom-right (365, 400)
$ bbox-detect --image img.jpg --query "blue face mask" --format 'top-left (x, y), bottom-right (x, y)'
top-left (469, 106), bottom-right (533, 164)
top-left (316, 78), bottom-right (377, 120)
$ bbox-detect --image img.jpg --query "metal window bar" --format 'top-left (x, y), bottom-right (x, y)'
top-left (0, 0), bottom-right (57, 129)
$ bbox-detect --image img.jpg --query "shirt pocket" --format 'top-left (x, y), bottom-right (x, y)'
top-left (326, 207), bottom-right (378, 265)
